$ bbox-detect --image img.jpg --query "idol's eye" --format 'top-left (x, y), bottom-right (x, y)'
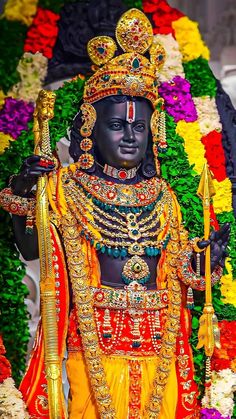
top-left (109, 121), bottom-right (123, 130)
top-left (133, 122), bottom-right (145, 132)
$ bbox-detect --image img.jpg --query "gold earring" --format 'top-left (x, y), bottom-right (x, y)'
top-left (150, 99), bottom-right (167, 176)
top-left (78, 103), bottom-right (97, 170)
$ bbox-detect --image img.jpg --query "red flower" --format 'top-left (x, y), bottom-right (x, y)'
top-left (210, 205), bottom-right (219, 230)
top-left (143, 0), bottom-right (184, 36)
top-left (0, 355), bottom-right (11, 383)
top-left (212, 321), bottom-right (236, 373)
top-left (201, 130), bottom-right (227, 182)
top-left (0, 337), bottom-right (11, 383)
top-left (24, 8), bottom-right (60, 59)
top-left (211, 357), bottom-right (231, 372)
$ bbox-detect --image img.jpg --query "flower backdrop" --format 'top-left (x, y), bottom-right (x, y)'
top-left (0, 0), bottom-right (236, 416)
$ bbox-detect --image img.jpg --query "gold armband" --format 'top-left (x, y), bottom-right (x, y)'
top-left (178, 241), bottom-right (222, 291)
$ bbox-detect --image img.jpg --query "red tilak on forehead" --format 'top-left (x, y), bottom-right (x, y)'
top-left (126, 100), bottom-right (136, 123)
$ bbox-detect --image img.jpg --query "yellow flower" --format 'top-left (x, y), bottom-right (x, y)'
top-left (3, 0), bottom-right (38, 26)
top-left (212, 178), bottom-right (233, 214)
top-left (176, 121), bottom-right (206, 174)
top-left (172, 16), bottom-right (210, 62)
top-left (0, 90), bottom-right (6, 110)
top-left (231, 359), bottom-right (236, 373)
top-left (0, 133), bottom-right (14, 155)
top-left (221, 258), bottom-right (236, 305)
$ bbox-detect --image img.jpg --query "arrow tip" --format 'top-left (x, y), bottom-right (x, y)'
top-left (197, 163), bottom-right (216, 200)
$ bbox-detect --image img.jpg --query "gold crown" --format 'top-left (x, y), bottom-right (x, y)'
top-left (83, 9), bottom-right (166, 106)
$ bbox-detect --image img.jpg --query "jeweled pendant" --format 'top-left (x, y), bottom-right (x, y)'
top-left (121, 255), bottom-right (150, 285)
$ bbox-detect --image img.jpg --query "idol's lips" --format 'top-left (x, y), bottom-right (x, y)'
top-left (119, 146), bottom-right (138, 154)
top-left (119, 145), bottom-right (138, 150)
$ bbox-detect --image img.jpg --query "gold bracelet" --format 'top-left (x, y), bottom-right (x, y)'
top-left (191, 237), bottom-right (206, 253)
top-left (0, 188), bottom-right (36, 216)
top-left (0, 188), bottom-right (36, 234)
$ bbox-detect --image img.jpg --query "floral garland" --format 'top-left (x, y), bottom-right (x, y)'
top-left (158, 75), bottom-right (197, 123)
top-left (143, 0), bottom-right (184, 35)
top-left (0, 98), bottom-right (34, 140)
top-left (0, 0), bottom-right (236, 416)
top-left (145, 2), bottom-right (236, 416)
top-left (9, 52), bottom-right (48, 103)
top-left (202, 369), bottom-right (236, 418)
top-left (172, 16), bottom-right (210, 61)
top-left (0, 335), bottom-right (29, 418)
top-left (24, 7), bottom-right (60, 59)
top-left (0, 19), bottom-right (27, 94)
top-left (3, 0), bottom-right (38, 27)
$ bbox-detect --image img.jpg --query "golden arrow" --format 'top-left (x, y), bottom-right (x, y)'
top-left (196, 163), bottom-right (220, 357)
top-left (34, 90), bottom-right (66, 418)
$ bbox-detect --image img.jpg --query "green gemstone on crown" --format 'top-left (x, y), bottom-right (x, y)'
top-left (132, 58), bottom-right (140, 69)
top-left (102, 74), bottom-right (110, 82)
top-left (97, 47), bottom-right (105, 54)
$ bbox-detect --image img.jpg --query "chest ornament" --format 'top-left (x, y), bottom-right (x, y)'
top-left (62, 170), bottom-right (173, 285)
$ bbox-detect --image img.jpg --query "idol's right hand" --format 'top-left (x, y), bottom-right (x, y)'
top-left (11, 155), bottom-right (55, 196)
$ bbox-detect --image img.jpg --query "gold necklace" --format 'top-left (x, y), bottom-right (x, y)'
top-left (63, 176), bottom-right (172, 257)
top-left (64, 167), bottom-right (162, 207)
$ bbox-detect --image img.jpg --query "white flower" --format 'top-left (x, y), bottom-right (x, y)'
top-left (9, 52), bottom-right (48, 102)
top-left (202, 368), bottom-right (236, 418)
top-left (0, 378), bottom-right (29, 418)
top-left (153, 34), bottom-right (185, 82)
top-left (193, 97), bottom-right (222, 135)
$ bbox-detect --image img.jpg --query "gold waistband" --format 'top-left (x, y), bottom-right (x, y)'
top-left (91, 286), bottom-right (168, 310)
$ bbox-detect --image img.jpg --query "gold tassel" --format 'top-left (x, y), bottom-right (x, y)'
top-left (102, 308), bottom-right (113, 339)
top-left (186, 287), bottom-right (194, 309)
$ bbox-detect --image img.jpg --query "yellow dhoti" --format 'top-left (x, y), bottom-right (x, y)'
top-left (67, 352), bottom-right (177, 419)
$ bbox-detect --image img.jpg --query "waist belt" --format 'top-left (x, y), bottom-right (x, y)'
top-left (91, 286), bottom-right (168, 310)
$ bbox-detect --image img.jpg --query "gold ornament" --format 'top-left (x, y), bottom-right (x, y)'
top-left (79, 103), bottom-right (97, 170)
top-left (150, 36), bottom-right (166, 74)
top-left (83, 9), bottom-right (165, 106)
top-left (116, 8), bottom-right (153, 54)
top-left (150, 104), bottom-right (167, 151)
top-left (81, 9), bottom-right (168, 177)
top-left (83, 51), bottom-right (158, 105)
top-left (121, 255), bottom-right (150, 285)
top-left (80, 138), bottom-right (93, 152)
top-left (78, 152), bottom-right (94, 170)
top-left (80, 103), bottom-right (97, 138)
top-left (87, 36), bottom-right (117, 66)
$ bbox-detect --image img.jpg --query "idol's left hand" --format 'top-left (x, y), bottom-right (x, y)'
top-left (194, 223), bottom-right (230, 273)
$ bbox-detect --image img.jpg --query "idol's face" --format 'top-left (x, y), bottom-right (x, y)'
top-left (93, 98), bottom-right (152, 169)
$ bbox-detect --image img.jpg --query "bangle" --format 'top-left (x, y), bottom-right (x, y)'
top-left (191, 237), bottom-right (206, 253)
top-left (0, 188), bottom-right (36, 216)
top-left (178, 242), bottom-right (223, 291)
top-left (0, 188), bottom-right (36, 234)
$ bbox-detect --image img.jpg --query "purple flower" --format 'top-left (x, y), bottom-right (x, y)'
top-left (158, 76), bottom-right (197, 123)
top-left (200, 408), bottom-right (230, 419)
top-left (0, 97), bottom-right (34, 139)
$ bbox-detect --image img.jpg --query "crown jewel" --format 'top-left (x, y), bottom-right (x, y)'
top-left (115, 8), bottom-right (153, 54)
top-left (83, 9), bottom-right (166, 106)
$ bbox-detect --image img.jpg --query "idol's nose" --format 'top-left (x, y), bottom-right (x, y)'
top-left (123, 123), bottom-right (135, 143)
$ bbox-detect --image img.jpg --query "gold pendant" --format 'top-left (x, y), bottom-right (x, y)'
top-left (121, 255), bottom-right (150, 285)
